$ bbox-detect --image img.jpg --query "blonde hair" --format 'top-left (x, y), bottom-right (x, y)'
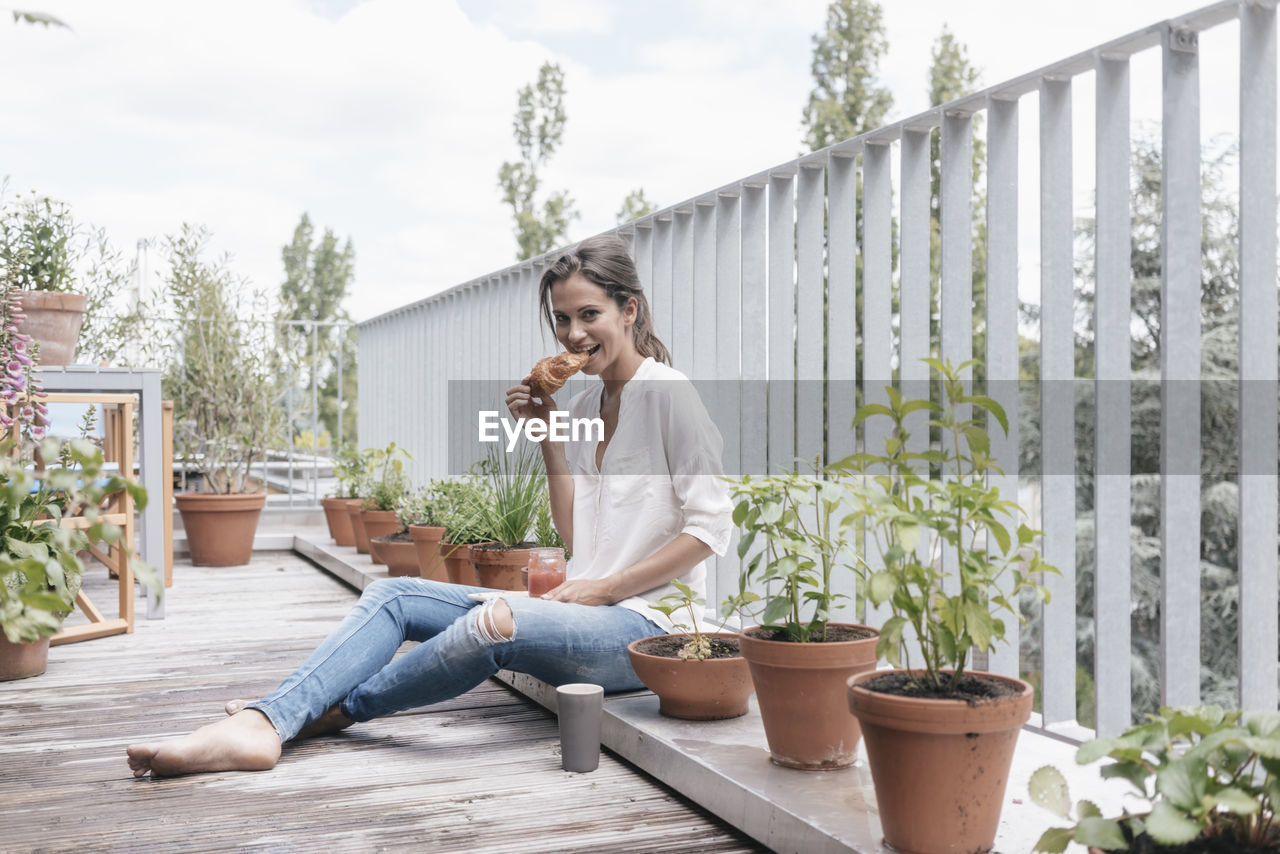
top-left (537, 235), bottom-right (671, 365)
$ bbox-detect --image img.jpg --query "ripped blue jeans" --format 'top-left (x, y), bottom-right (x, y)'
top-left (246, 578), bottom-right (661, 742)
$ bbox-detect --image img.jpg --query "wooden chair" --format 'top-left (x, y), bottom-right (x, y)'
top-left (29, 392), bottom-right (140, 646)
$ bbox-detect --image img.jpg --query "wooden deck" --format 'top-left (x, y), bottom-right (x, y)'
top-left (0, 553), bottom-right (766, 853)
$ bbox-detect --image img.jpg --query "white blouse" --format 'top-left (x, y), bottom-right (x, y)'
top-left (562, 357), bottom-right (733, 632)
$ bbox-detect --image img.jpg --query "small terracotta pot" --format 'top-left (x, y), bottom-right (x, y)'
top-left (847, 669), bottom-right (1034, 854)
top-left (370, 535), bottom-right (421, 577)
top-left (439, 542), bottom-right (477, 585)
top-left (321, 497), bottom-right (356, 547)
top-left (175, 491), bottom-right (266, 567)
top-left (360, 509), bottom-right (399, 566)
top-left (737, 623), bottom-right (879, 770)
top-left (409, 525), bottom-right (446, 581)
top-left (346, 499), bottom-right (371, 554)
top-left (0, 634), bottom-right (51, 681)
top-left (470, 544), bottom-right (531, 590)
top-left (627, 633), bottom-right (754, 720)
top-left (16, 290), bottom-right (87, 366)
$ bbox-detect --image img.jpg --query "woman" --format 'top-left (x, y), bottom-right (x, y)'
top-left (126, 235), bottom-right (732, 777)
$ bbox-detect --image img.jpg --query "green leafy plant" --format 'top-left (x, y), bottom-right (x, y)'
top-left (722, 463), bottom-right (858, 643)
top-left (161, 225), bottom-right (286, 494)
top-left (0, 437), bottom-right (160, 643)
top-left (838, 358), bottom-right (1055, 691)
top-left (396, 483), bottom-right (443, 530)
top-left (435, 477), bottom-right (494, 554)
top-left (329, 444), bottom-right (370, 500)
top-left (0, 190), bottom-right (76, 292)
top-left (1029, 705), bottom-right (1280, 852)
top-left (649, 580), bottom-right (717, 661)
top-left (480, 447), bottom-right (544, 548)
top-left (359, 442), bottom-right (411, 512)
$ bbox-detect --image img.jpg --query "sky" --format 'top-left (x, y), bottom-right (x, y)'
top-left (0, 0), bottom-right (1245, 323)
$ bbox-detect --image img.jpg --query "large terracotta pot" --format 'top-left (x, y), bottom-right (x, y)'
top-left (370, 534), bottom-right (420, 577)
top-left (409, 525), bottom-right (446, 581)
top-left (359, 508), bottom-right (399, 566)
top-left (847, 669), bottom-right (1034, 854)
top-left (0, 634), bottom-right (51, 681)
top-left (16, 291), bottom-right (87, 366)
top-left (439, 542), bottom-right (477, 585)
top-left (175, 491), bottom-right (266, 567)
top-left (737, 623), bottom-right (879, 770)
top-left (627, 633), bottom-right (754, 720)
top-left (470, 544), bottom-right (531, 590)
top-left (321, 497), bottom-right (356, 547)
top-left (346, 499), bottom-right (371, 554)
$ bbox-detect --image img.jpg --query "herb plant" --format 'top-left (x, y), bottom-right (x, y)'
top-left (435, 477), bottom-right (494, 554)
top-left (480, 447), bottom-right (544, 548)
top-left (1029, 705), bottom-right (1280, 852)
top-left (330, 444), bottom-right (370, 500)
top-left (649, 580), bottom-right (717, 660)
top-left (396, 483), bottom-right (443, 530)
top-left (361, 442), bottom-right (411, 512)
top-left (838, 358), bottom-right (1054, 691)
top-left (722, 464), bottom-right (857, 643)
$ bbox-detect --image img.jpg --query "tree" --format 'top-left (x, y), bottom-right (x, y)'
top-left (800, 0), bottom-right (893, 152)
top-left (276, 213), bottom-right (356, 447)
top-left (616, 188), bottom-right (657, 225)
top-left (498, 62), bottom-right (577, 260)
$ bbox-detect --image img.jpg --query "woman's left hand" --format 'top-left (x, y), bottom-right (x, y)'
top-left (538, 578), bottom-right (615, 607)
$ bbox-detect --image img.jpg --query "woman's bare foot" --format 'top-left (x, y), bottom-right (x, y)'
top-left (225, 698), bottom-right (353, 741)
top-left (126, 709), bottom-right (282, 778)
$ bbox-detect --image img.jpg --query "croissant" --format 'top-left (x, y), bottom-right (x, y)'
top-left (528, 350), bottom-right (590, 398)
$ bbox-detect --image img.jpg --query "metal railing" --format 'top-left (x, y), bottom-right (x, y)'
top-left (357, 0), bottom-right (1278, 737)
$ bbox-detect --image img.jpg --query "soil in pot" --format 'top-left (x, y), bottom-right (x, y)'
top-left (371, 532), bottom-right (420, 577)
top-left (628, 633), bottom-right (754, 720)
top-left (409, 525), bottom-right (446, 581)
top-left (346, 499), bottom-right (371, 554)
top-left (321, 497), bottom-right (356, 547)
top-left (439, 542), bottom-right (478, 585)
top-left (738, 623), bottom-right (878, 770)
top-left (470, 542), bottom-right (534, 590)
top-left (847, 669), bottom-right (1033, 854)
top-left (0, 634), bottom-right (51, 681)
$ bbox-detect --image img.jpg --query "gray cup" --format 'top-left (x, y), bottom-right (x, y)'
top-left (556, 683), bottom-right (604, 772)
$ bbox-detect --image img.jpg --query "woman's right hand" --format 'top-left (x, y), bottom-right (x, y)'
top-left (505, 375), bottom-right (556, 424)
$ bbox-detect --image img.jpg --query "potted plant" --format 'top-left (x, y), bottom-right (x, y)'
top-left (435, 477), bottom-right (493, 586)
top-left (627, 580), bottom-right (753, 720)
top-left (1028, 704), bottom-right (1280, 853)
top-left (0, 189), bottom-right (87, 366)
top-left (322, 444), bottom-right (367, 547)
top-left (0, 436), bottom-right (159, 680)
top-left (160, 226), bottom-right (286, 566)
top-left (722, 464), bottom-right (878, 770)
top-left (843, 359), bottom-right (1056, 854)
top-left (398, 483), bottom-right (446, 581)
top-left (471, 448), bottom-right (542, 591)
top-left (359, 442), bottom-right (410, 567)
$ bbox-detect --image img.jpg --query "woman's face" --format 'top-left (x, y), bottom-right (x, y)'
top-left (548, 272), bottom-right (637, 377)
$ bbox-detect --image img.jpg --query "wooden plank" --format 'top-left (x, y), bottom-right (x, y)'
top-left (1, 553), bottom-right (764, 853)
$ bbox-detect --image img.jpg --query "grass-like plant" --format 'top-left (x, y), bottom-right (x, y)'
top-left (1030, 705), bottom-right (1280, 852)
top-left (480, 447), bottom-right (544, 548)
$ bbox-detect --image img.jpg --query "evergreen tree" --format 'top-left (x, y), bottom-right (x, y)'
top-left (800, 0), bottom-right (893, 151)
top-left (616, 188), bottom-right (657, 225)
top-left (498, 62), bottom-right (577, 260)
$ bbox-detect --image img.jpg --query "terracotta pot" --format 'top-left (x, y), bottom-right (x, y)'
top-left (470, 544), bottom-right (531, 590)
top-left (439, 542), bottom-right (477, 585)
top-left (737, 623), bottom-right (879, 770)
top-left (847, 669), bottom-right (1034, 854)
top-left (0, 634), bottom-right (51, 681)
top-left (321, 497), bottom-right (356, 547)
top-left (175, 491), bottom-right (266, 567)
top-left (409, 525), bottom-right (446, 581)
top-left (346, 499), bottom-right (371, 554)
top-left (627, 633), bottom-right (754, 720)
top-left (360, 509), bottom-right (399, 565)
top-left (16, 291), bottom-right (87, 366)
top-left (371, 535), bottom-right (420, 577)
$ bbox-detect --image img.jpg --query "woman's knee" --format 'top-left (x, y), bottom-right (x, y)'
top-left (472, 598), bottom-right (515, 643)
